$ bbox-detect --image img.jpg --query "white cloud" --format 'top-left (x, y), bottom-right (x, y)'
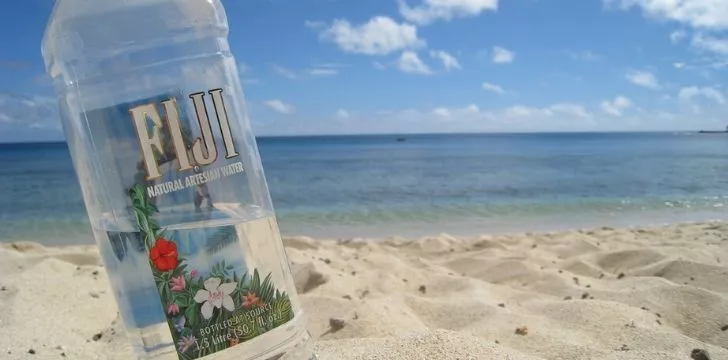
top-left (304, 20), bottom-right (326, 29)
top-left (625, 70), bottom-right (660, 89)
top-left (0, 93), bottom-right (62, 142)
top-left (251, 100), bottom-right (728, 136)
top-left (237, 62), bottom-right (260, 85)
top-left (678, 86), bottom-right (726, 104)
top-left (482, 82), bottom-right (505, 94)
top-left (307, 68), bottom-right (339, 77)
top-left (605, 0), bottom-right (728, 30)
top-left (238, 62), bottom-right (250, 74)
top-left (430, 50), bottom-right (462, 71)
top-left (547, 103), bottom-right (592, 118)
top-left (673, 62), bottom-right (686, 69)
top-left (336, 109), bottom-right (351, 119)
top-left (396, 51), bottom-right (433, 74)
top-left (502, 103), bottom-right (588, 118)
top-left (504, 105), bottom-right (534, 118)
top-left (491, 46), bottom-right (515, 64)
top-left (272, 65), bottom-right (299, 79)
top-left (600, 96), bottom-right (633, 116)
top-left (564, 50), bottom-right (603, 61)
top-left (501, 103), bottom-right (591, 119)
top-left (318, 16), bottom-right (425, 56)
top-left (272, 64), bottom-right (340, 79)
top-left (398, 0), bottom-right (499, 25)
top-left (432, 107), bottom-right (452, 118)
top-left (373, 61), bottom-right (387, 70)
top-left (670, 29), bottom-right (687, 43)
top-left (691, 33), bottom-right (728, 55)
top-left (264, 99), bottom-right (295, 114)
top-left (463, 104), bottom-right (480, 113)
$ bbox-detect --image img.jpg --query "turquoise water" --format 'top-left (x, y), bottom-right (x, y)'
top-left (3, 132), bottom-right (728, 244)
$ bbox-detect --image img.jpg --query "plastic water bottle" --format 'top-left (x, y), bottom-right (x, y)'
top-left (41, 1), bottom-right (316, 359)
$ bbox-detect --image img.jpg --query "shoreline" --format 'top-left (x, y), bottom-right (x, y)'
top-left (4, 209), bottom-right (728, 247)
top-left (1, 220), bottom-right (727, 359)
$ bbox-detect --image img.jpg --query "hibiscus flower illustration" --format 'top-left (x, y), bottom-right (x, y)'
top-left (242, 292), bottom-right (259, 308)
top-left (194, 277), bottom-right (236, 320)
top-left (149, 238), bottom-right (178, 272)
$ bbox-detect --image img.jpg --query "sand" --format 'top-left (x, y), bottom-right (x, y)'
top-left (1, 221), bottom-right (727, 359)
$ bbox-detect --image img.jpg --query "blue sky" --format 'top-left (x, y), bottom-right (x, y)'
top-left (2, 0), bottom-right (728, 141)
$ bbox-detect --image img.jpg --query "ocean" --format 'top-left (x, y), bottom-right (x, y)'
top-left (3, 132), bottom-right (728, 245)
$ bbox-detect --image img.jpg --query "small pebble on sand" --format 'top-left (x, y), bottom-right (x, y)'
top-left (691, 348), bottom-right (711, 360)
top-left (515, 326), bottom-right (528, 336)
top-left (329, 318), bottom-right (346, 333)
top-left (359, 290), bottom-right (370, 299)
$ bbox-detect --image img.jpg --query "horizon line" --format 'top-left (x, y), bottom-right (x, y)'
top-left (0, 129), bottom-right (704, 145)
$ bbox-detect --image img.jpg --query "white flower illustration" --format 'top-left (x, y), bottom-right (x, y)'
top-left (193, 277), bottom-right (236, 320)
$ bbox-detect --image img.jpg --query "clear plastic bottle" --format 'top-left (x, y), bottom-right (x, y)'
top-left (41, 1), bottom-right (316, 359)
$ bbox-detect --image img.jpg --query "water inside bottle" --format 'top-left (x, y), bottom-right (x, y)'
top-left (96, 211), bottom-right (314, 360)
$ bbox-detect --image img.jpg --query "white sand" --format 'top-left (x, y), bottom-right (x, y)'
top-left (1, 222), bottom-right (727, 359)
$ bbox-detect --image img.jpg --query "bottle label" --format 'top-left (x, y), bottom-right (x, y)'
top-left (87, 90), bottom-right (295, 359)
top-left (130, 184), bottom-right (295, 359)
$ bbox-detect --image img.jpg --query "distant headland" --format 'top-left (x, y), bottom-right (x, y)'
top-left (698, 125), bottom-right (728, 134)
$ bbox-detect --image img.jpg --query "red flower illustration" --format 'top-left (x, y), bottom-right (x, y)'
top-left (150, 238), bottom-right (178, 272)
top-left (242, 292), bottom-right (259, 308)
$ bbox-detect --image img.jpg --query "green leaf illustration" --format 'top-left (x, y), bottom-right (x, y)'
top-left (185, 304), bottom-right (199, 329)
top-left (272, 296), bottom-right (294, 327)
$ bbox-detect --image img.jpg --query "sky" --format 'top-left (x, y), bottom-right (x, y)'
top-left (2, 0), bottom-right (728, 141)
